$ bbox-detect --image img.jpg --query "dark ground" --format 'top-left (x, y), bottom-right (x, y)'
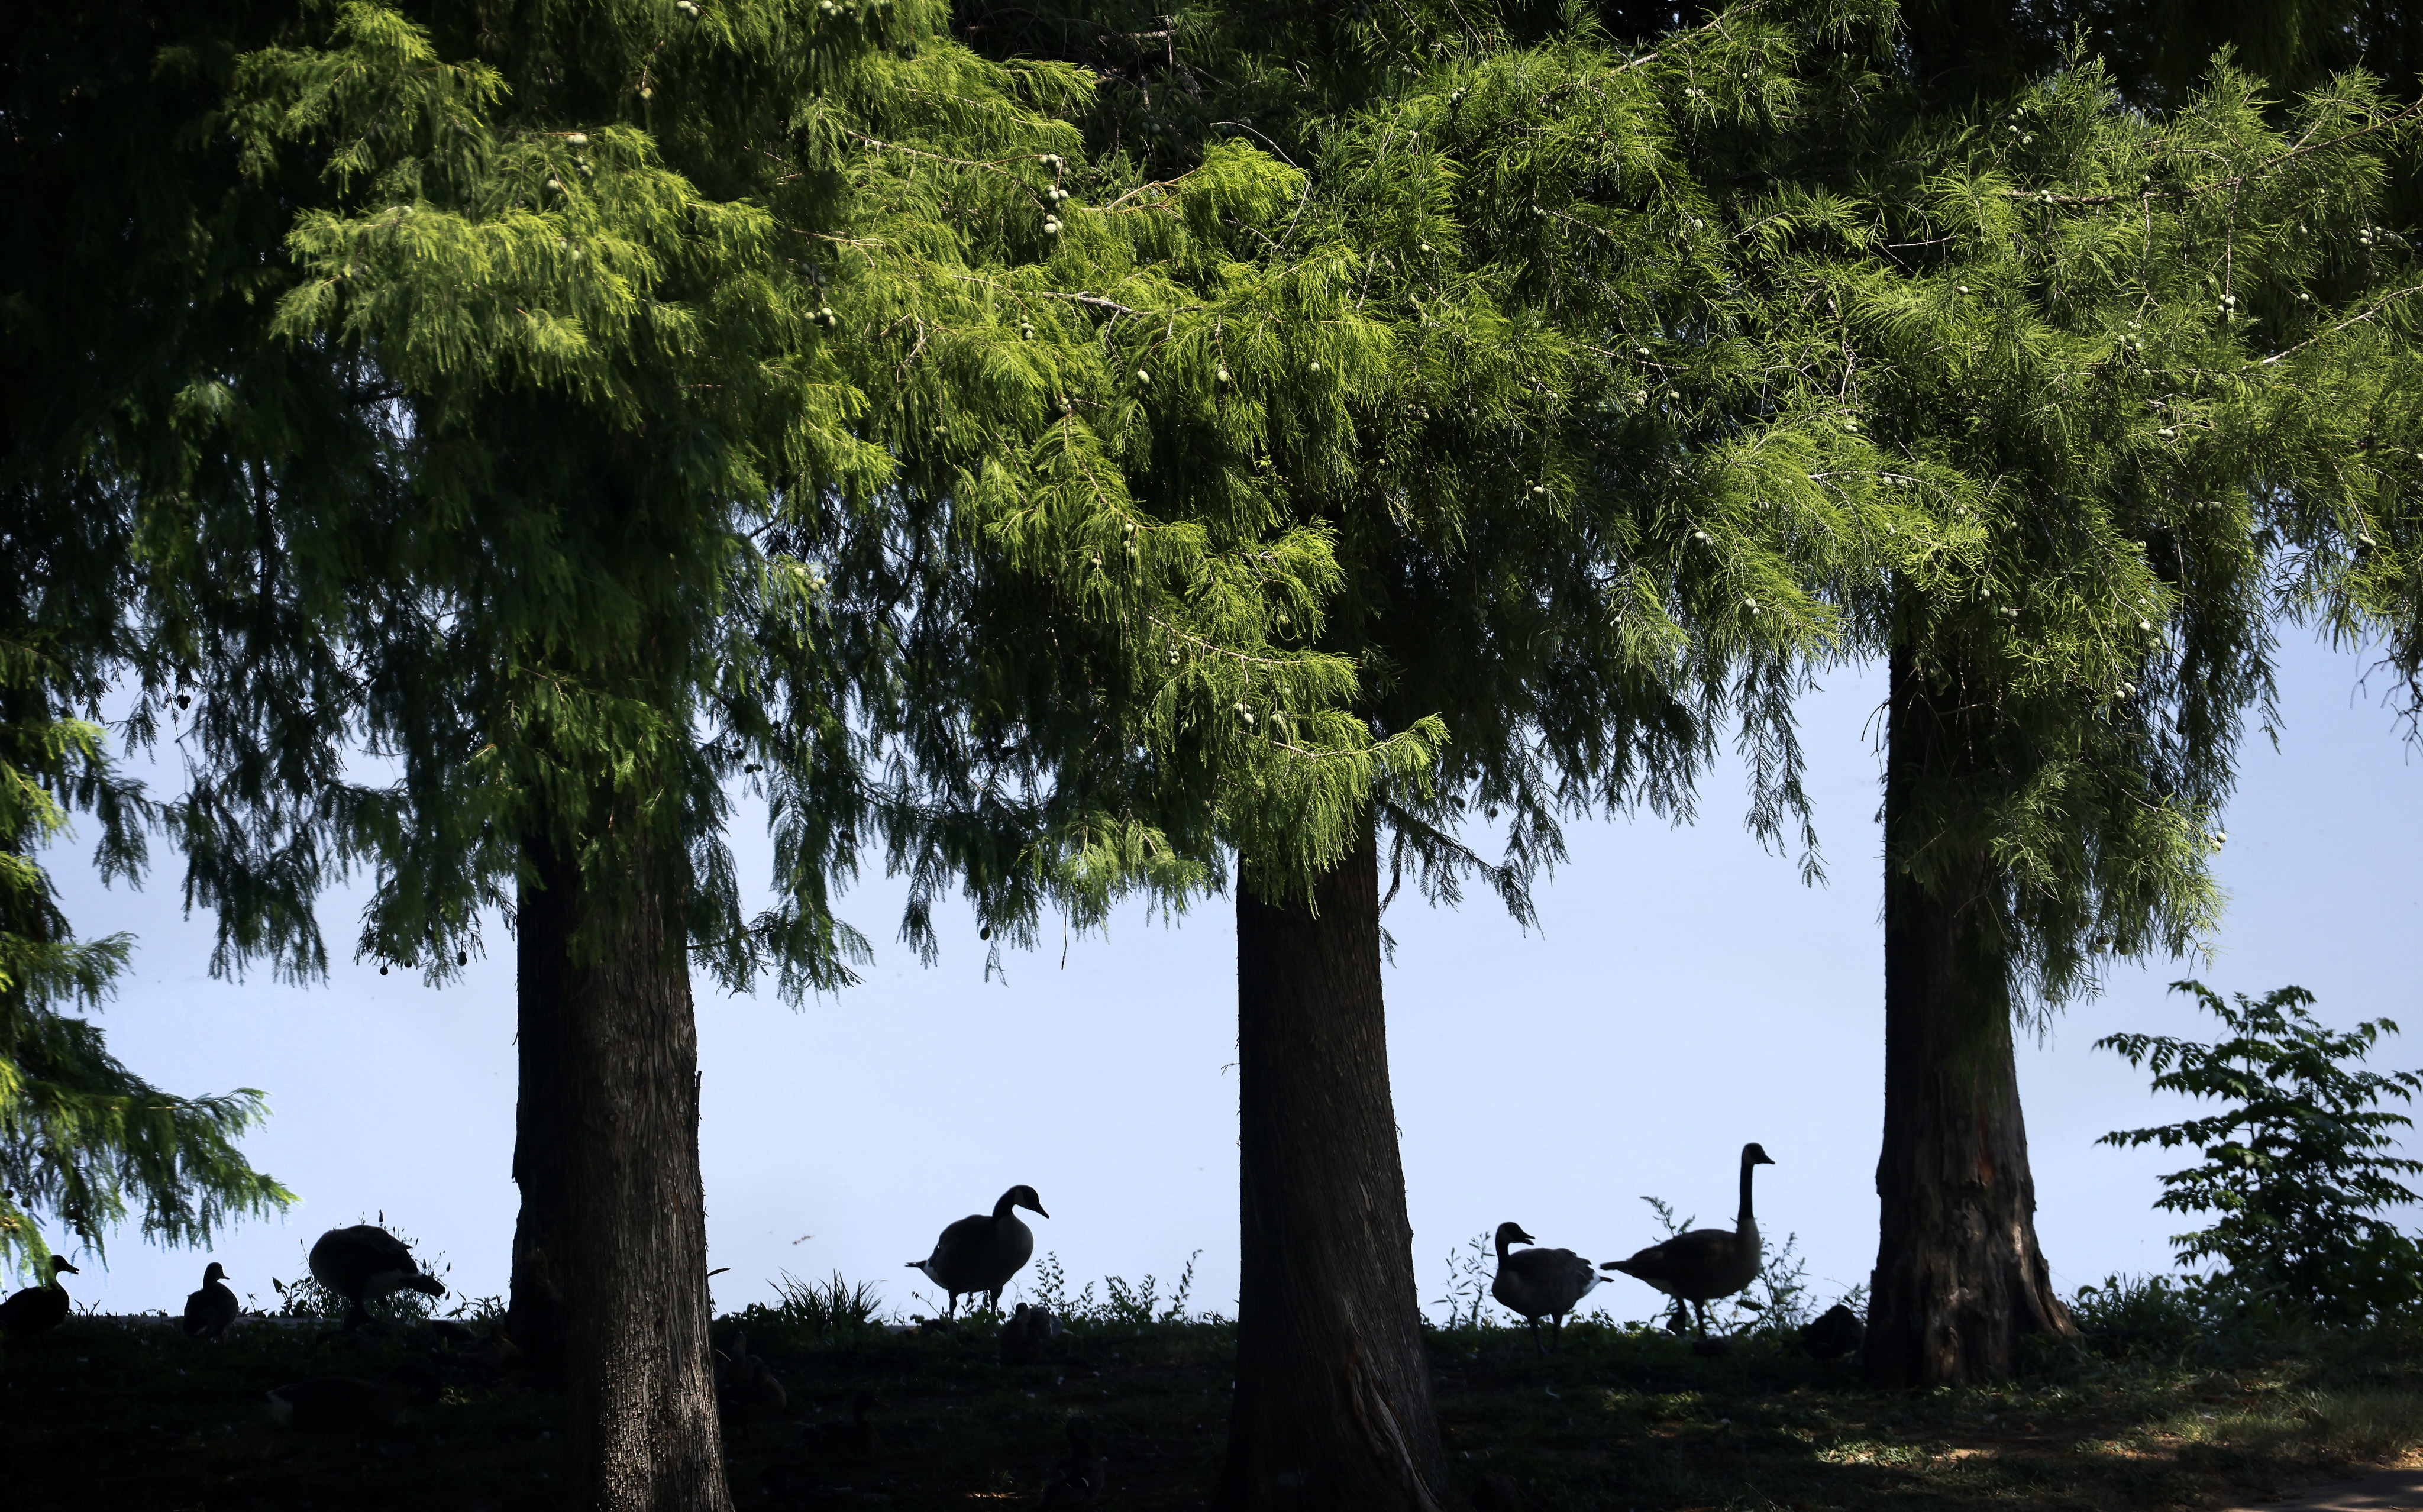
top-left (8, 1302), bottom-right (2420, 1510)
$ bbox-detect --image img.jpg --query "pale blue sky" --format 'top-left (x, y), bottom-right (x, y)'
top-left (34, 629), bottom-right (2423, 1329)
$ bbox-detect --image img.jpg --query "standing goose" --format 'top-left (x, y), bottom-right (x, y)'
top-left (308, 1223), bottom-right (446, 1330)
top-left (183, 1261), bottom-right (240, 1341)
top-left (906, 1184), bottom-right (1046, 1317)
top-left (1600, 1142), bottom-right (1775, 1337)
top-left (0, 1254), bottom-right (78, 1340)
top-left (1489, 1222), bottom-right (1604, 1352)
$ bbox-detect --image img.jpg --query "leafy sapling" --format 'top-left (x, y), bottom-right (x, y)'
top-left (2098, 980), bottom-right (2423, 1322)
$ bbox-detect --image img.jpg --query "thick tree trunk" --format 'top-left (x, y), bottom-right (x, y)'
top-left (1217, 817), bottom-right (1448, 1512)
top-left (1866, 645), bottom-right (2076, 1388)
top-left (512, 833), bottom-right (731, 1512)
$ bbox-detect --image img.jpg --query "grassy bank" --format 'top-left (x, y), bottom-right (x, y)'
top-left (8, 1275), bottom-right (2423, 1510)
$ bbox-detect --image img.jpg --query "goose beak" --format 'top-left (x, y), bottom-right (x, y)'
top-left (59, 1260), bottom-right (79, 1274)
top-left (1033, 1204), bottom-right (1051, 1220)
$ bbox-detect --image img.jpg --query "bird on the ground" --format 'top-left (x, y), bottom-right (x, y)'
top-left (1800, 1301), bottom-right (1865, 1361)
top-left (1002, 1301), bottom-right (1065, 1364)
top-left (1600, 1142), bottom-right (1775, 1337)
top-left (308, 1224), bottom-right (446, 1331)
top-left (266, 1360), bottom-right (444, 1431)
top-left (0, 1255), bottom-right (79, 1340)
top-left (182, 1261), bottom-right (240, 1341)
top-left (1038, 1416), bottom-right (1107, 1508)
top-left (718, 1329), bottom-right (786, 1437)
top-left (1488, 1221), bottom-right (1604, 1352)
top-left (906, 1184), bottom-right (1047, 1317)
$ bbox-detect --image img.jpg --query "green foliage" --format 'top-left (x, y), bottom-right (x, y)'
top-left (924, 0), bottom-right (2423, 977)
top-left (1433, 1232), bottom-right (1498, 1333)
top-left (0, 645), bottom-right (293, 1280)
top-left (1735, 1230), bottom-right (1823, 1337)
top-left (2098, 980), bottom-right (2423, 1322)
top-left (1778, 46), bottom-right (2423, 1022)
top-left (733, 1270), bottom-right (889, 1345)
top-left (907, 0), bottom-right (1910, 928)
top-left (70, 0), bottom-right (1433, 1003)
top-left (2066, 1272), bottom-right (2208, 1360)
top-left (1023, 1249), bottom-right (1209, 1326)
top-left (32, 0), bottom-right (2408, 1042)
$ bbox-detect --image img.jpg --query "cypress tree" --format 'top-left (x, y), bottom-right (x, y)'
top-left (225, 4), bottom-right (1268, 1503)
top-left (1780, 49), bottom-right (2423, 1382)
top-left (928, 3), bottom-right (1892, 1499)
top-left (1545, 4), bottom-right (2423, 1385)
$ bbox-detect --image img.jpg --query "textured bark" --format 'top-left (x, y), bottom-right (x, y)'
top-left (1866, 647), bottom-right (2077, 1388)
top-left (1217, 818), bottom-right (1448, 1512)
top-left (512, 833), bottom-right (731, 1512)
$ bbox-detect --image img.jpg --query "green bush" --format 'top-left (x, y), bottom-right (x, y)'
top-left (2098, 980), bottom-right (2423, 1323)
top-left (1026, 1249), bottom-right (1209, 1327)
top-left (733, 1271), bottom-right (888, 1345)
top-left (2067, 1273), bottom-right (2205, 1359)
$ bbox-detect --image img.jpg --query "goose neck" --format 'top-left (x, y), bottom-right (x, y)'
top-left (1737, 1152), bottom-right (1759, 1229)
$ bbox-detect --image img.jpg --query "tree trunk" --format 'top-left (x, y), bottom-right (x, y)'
top-left (1866, 645), bottom-right (2077, 1388)
top-left (1218, 816), bottom-right (1448, 1512)
top-left (512, 832), bottom-right (732, 1512)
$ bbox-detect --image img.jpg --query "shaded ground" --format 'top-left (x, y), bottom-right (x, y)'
top-left (9, 1306), bottom-right (2422, 1510)
top-left (2217, 1469), bottom-right (2423, 1511)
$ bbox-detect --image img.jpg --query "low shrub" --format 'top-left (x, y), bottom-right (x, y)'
top-left (2069, 1272), bottom-right (2206, 1360)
